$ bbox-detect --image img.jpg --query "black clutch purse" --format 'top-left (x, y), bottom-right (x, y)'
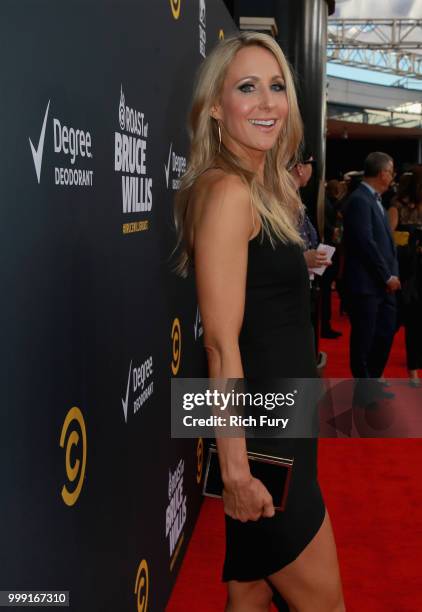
top-left (203, 444), bottom-right (293, 511)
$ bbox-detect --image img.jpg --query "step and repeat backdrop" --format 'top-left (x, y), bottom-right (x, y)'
top-left (0, 1), bottom-right (235, 610)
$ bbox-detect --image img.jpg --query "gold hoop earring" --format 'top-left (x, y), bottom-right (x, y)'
top-left (218, 121), bottom-right (222, 154)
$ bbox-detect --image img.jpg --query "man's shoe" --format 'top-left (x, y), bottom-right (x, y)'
top-left (354, 380), bottom-right (394, 407)
top-left (321, 328), bottom-right (342, 339)
top-left (377, 388), bottom-right (395, 400)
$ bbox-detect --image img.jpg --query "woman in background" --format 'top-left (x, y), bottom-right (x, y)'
top-left (324, 179), bottom-right (347, 326)
top-left (389, 170), bottom-right (422, 386)
top-left (175, 32), bottom-right (344, 611)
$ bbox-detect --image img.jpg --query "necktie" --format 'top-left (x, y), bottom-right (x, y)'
top-left (375, 194), bottom-right (385, 216)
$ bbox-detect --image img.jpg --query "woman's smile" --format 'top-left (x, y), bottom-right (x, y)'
top-left (248, 118), bottom-right (278, 131)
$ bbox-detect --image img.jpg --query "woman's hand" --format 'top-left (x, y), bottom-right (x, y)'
top-left (223, 475), bottom-right (275, 522)
top-left (303, 249), bottom-right (332, 269)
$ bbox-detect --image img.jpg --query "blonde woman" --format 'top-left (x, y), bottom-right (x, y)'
top-left (175, 33), bottom-right (344, 611)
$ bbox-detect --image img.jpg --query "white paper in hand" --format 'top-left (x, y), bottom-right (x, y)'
top-left (309, 243), bottom-right (336, 276)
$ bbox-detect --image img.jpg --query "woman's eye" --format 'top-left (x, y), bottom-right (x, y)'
top-left (272, 83), bottom-right (286, 92)
top-left (238, 82), bottom-right (286, 93)
top-left (238, 82), bottom-right (255, 93)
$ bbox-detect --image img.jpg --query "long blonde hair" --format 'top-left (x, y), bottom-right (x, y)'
top-left (174, 31), bottom-right (304, 276)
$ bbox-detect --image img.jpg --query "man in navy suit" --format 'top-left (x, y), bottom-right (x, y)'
top-left (343, 152), bottom-right (400, 395)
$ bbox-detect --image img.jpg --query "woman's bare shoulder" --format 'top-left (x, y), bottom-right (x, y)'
top-left (192, 168), bottom-right (249, 204)
top-left (188, 169), bottom-right (253, 238)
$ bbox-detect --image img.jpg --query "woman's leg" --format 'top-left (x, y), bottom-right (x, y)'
top-left (225, 511), bottom-right (344, 612)
top-left (267, 511), bottom-right (345, 612)
top-left (225, 578), bottom-right (273, 612)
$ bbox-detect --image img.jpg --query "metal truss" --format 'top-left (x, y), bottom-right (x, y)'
top-left (328, 19), bottom-right (422, 79)
top-left (328, 104), bottom-right (422, 129)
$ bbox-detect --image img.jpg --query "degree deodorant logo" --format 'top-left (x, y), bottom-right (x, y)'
top-left (194, 305), bottom-right (203, 341)
top-left (121, 356), bottom-right (154, 423)
top-left (196, 437), bottom-right (204, 484)
top-left (171, 318), bottom-right (181, 375)
top-left (169, 0), bottom-right (181, 20)
top-left (164, 142), bottom-right (187, 191)
top-left (199, 0), bottom-right (206, 57)
top-left (29, 100), bottom-right (94, 187)
top-left (134, 559), bottom-right (149, 612)
top-left (59, 407), bottom-right (87, 506)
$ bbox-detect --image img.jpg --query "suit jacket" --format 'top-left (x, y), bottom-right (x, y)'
top-left (343, 183), bottom-right (399, 295)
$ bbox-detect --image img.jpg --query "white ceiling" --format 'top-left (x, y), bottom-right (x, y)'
top-left (334, 0), bottom-right (422, 18)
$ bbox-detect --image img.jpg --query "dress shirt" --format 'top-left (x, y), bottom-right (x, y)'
top-left (361, 182), bottom-right (385, 216)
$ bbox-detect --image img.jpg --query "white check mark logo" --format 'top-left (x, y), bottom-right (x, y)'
top-left (164, 142), bottom-right (173, 188)
top-left (29, 100), bottom-right (50, 184)
top-left (194, 305), bottom-right (203, 340)
top-left (194, 306), bottom-right (199, 340)
top-left (122, 361), bottom-right (132, 423)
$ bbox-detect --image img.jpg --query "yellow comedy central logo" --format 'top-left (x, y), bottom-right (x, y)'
top-left (171, 317), bottom-right (181, 375)
top-left (169, 0), bottom-right (181, 20)
top-left (134, 559), bottom-right (149, 612)
top-left (219, 29), bottom-right (225, 40)
top-left (196, 438), bottom-right (204, 484)
top-left (59, 406), bottom-right (87, 506)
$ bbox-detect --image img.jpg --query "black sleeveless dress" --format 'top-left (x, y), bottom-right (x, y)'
top-left (222, 232), bottom-right (326, 582)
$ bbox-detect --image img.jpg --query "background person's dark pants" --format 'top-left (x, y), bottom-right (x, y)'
top-left (310, 281), bottom-right (320, 355)
top-left (348, 293), bottom-right (397, 379)
top-left (404, 302), bottom-right (422, 370)
top-left (320, 257), bottom-right (338, 333)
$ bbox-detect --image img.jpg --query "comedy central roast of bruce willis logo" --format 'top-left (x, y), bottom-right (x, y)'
top-left (29, 100), bottom-right (94, 187)
top-left (121, 356), bottom-right (154, 423)
top-left (59, 406), bottom-right (87, 506)
top-left (196, 437), bottom-right (204, 484)
top-left (134, 558), bottom-right (149, 612)
top-left (115, 86), bottom-right (153, 235)
top-left (166, 458), bottom-right (187, 570)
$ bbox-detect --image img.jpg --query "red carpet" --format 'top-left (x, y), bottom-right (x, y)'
top-left (167, 295), bottom-right (422, 611)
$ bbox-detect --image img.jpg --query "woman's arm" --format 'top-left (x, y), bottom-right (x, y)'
top-left (191, 172), bottom-right (274, 522)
